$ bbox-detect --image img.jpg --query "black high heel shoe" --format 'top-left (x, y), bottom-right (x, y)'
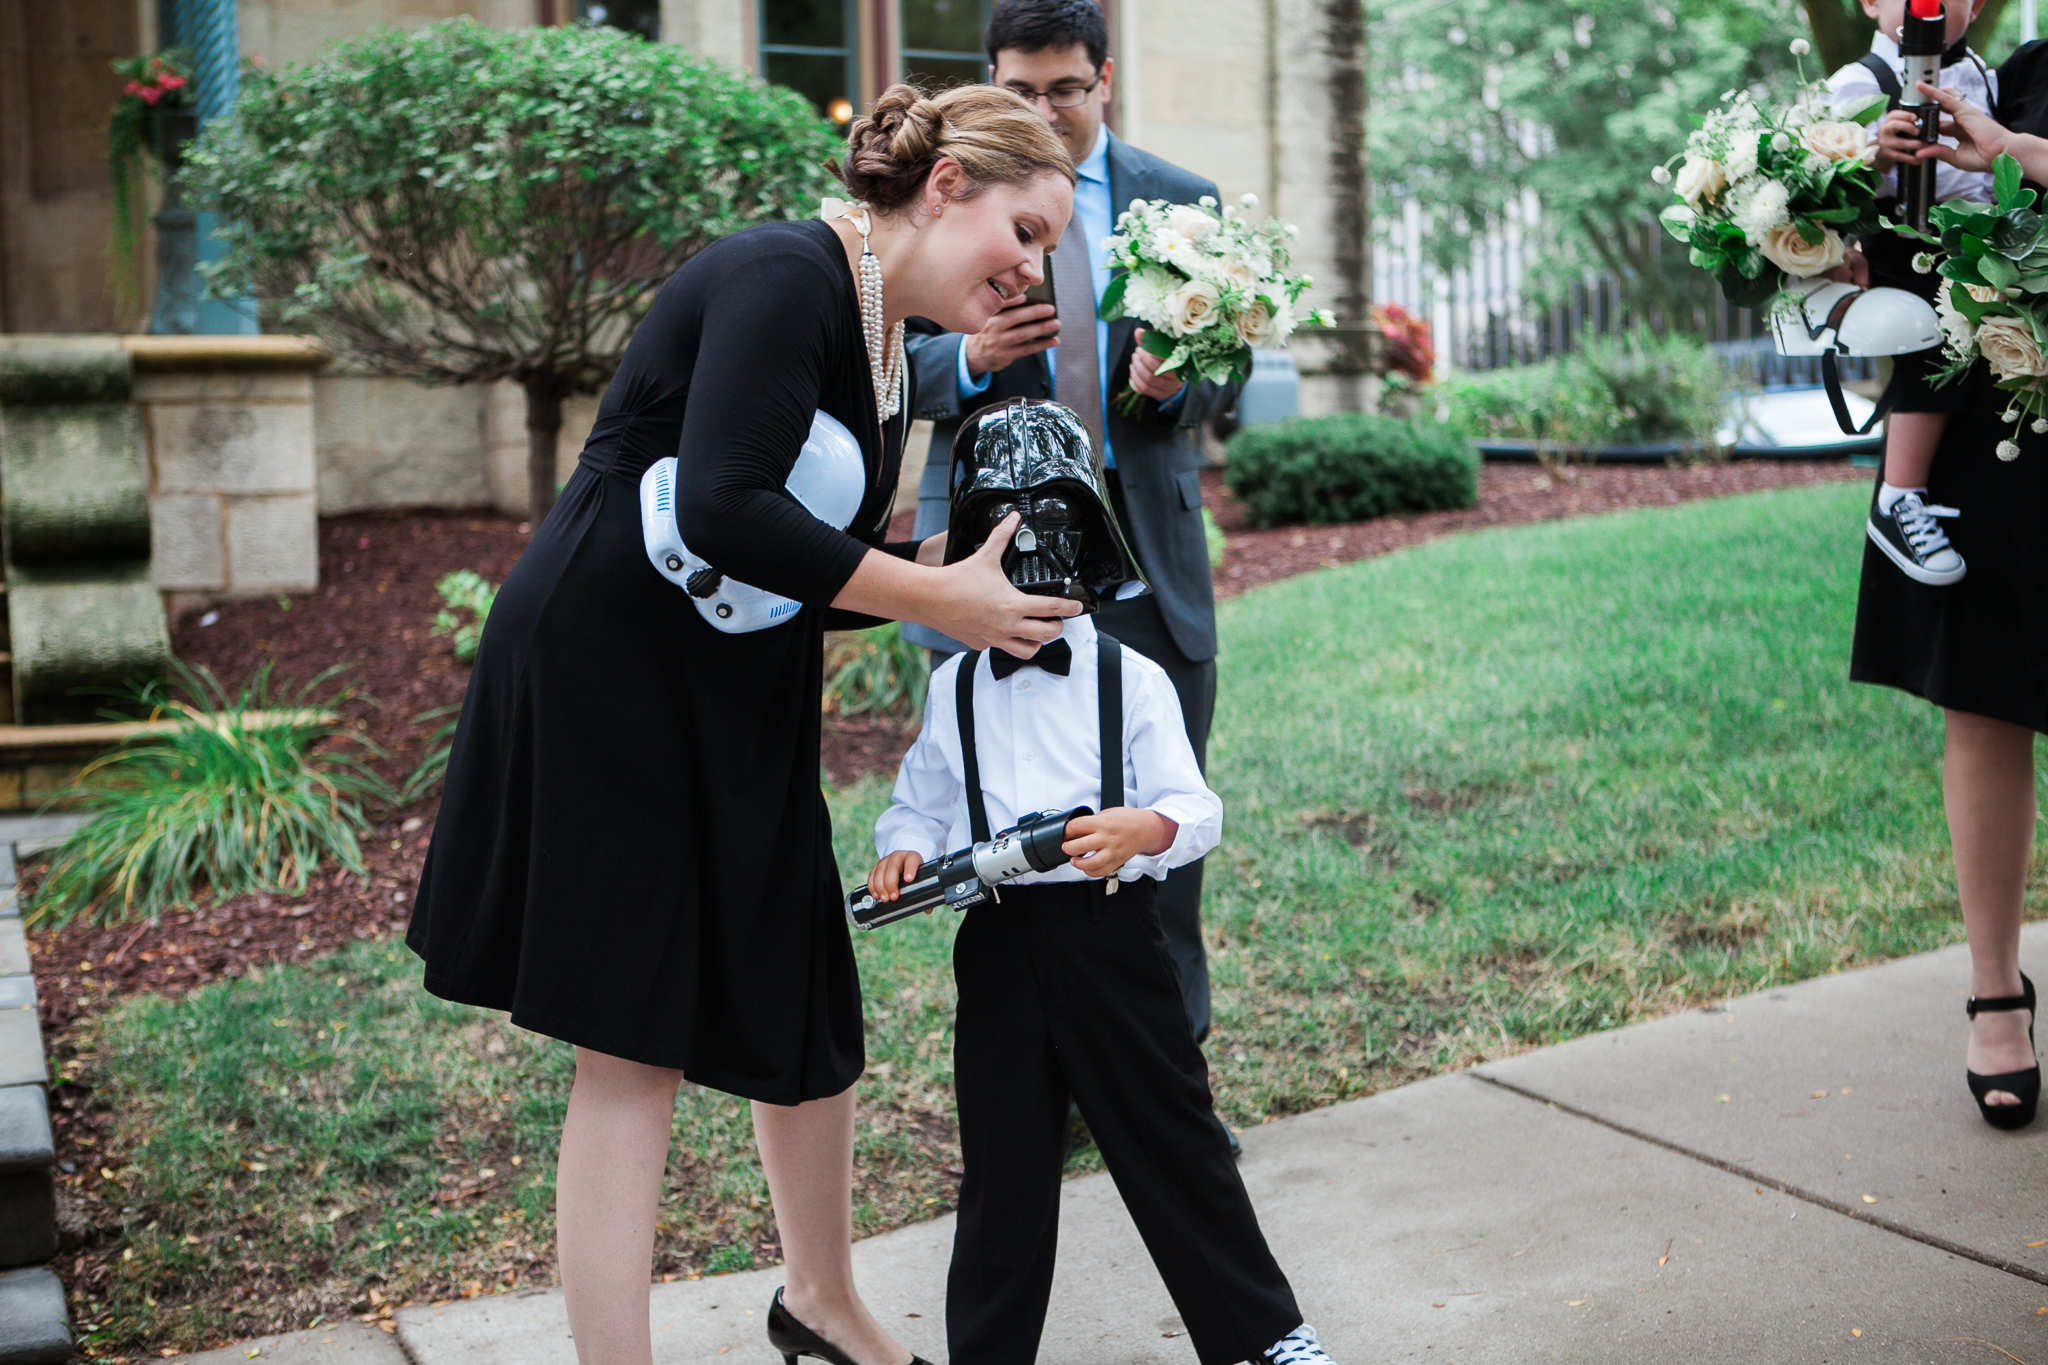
top-left (765, 1288), bottom-right (934, 1365)
top-left (1967, 971), bottom-right (2040, 1131)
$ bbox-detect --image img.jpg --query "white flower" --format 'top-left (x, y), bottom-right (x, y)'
top-left (2005, 407), bottom-right (2024, 421)
top-left (1239, 192), bottom-right (1260, 210)
top-left (1234, 297), bottom-right (1278, 348)
top-left (1967, 282), bottom-right (2005, 303)
top-left (1198, 195), bottom-right (1217, 207)
top-left (1214, 254), bottom-right (1259, 289)
top-left (1166, 204), bottom-right (1218, 242)
top-left (1675, 155), bottom-right (1728, 209)
top-left (1790, 38), bottom-right (1810, 56)
top-left (1977, 315), bottom-right (2048, 380)
top-left (1771, 131), bottom-right (1792, 153)
top-left (1999, 439), bottom-right (2022, 460)
top-left (1936, 279), bottom-right (1978, 351)
top-left (1732, 179), bottom-right (1792, 243)
top-left (1651, 164), bottom-right (1673, 185)
top-left (1165, 278), bottom-right (1223, 335)
top-left (1802, 121), bottom-right (1866, 162)
top-left (1723, 134), bottom-right (1759, 182)
top-left (1912, 252), bottom-right (1936, 273)
top-left (2033, 418), bottom-right (2047, 433)
top-left (1756, 222), bottom-right (1845, 275)
top-left (1121, 266), bottom-right (1179, 326)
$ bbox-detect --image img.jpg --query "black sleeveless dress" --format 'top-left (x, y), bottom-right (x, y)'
top-left (408, 220), bottom-right (908, 1105)
top-left (1851, 41), bottom-right (2048, 732)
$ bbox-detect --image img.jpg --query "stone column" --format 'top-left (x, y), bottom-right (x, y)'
top-left (131, 335), bottom-right (330, 611)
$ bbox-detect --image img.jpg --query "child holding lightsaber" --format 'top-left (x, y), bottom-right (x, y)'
top-left (1827, 0), bottom-right (1995, 586)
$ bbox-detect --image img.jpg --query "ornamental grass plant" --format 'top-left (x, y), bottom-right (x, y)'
top-left (1223, 413), bottom-right (1480, 528)
top-left (25, 666), bottom-right (394, 929)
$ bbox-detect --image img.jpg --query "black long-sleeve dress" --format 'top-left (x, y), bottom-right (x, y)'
top-left (1851, 40), bottom-right (2048, 730)
top-left (408, 220), bottom-right (907, 1105)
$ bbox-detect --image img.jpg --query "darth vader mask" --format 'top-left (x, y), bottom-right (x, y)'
top-left (944, 399), bottom-right (1148, 611)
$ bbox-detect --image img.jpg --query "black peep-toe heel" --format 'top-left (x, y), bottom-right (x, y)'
top-left (1967, 971), bottom-right (2040, 1131)
top-left (766, 1288), bottom-right (934, 1365)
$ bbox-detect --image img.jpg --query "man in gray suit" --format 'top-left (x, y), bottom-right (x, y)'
top-left (904, 0), bottom-right (1239, 1046)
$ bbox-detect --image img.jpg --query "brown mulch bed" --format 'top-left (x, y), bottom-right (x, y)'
top-left (1207, 458), bottom-right (1870, 597)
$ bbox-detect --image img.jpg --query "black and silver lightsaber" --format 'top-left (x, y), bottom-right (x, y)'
top-left (1899, 0), bottom-right (1946, 232)
top-left (846, 806), bottom-right (1091, 931)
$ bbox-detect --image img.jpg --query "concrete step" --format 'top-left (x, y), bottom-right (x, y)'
top-left (0, 1087), bottom-right (55, 1270)
top-left (0, 1267), bottom-right (69, 1365)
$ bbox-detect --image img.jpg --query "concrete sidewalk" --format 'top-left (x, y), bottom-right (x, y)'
top-left (188, 926), bottom-right (2048, 1365)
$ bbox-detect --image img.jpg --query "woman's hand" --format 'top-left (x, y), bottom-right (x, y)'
top-left (1061, 807), bottom-right (1177, 880)
top-left (832, 512), bottom-right (1079, 655)
top-left (1879, 83), bottom-right (2020, 174)
top-left (1824, 245), bottom-right (1870, 289)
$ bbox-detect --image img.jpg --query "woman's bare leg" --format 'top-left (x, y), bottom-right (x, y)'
top-left (558, 1047), bottom-right (684, 1365)
top-left (755, 1087), bottom-right (912, 1365)
top-left (1944, 709), bottom-right (2038, 1105)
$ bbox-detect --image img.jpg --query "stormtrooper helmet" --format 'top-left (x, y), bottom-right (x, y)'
top-left (945, 398), bottom-right (1148, 611)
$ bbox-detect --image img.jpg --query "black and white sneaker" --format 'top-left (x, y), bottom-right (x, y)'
top-left (1868, 490), bottom-right (1966, 586)
top-left (1264, 1324), bottom-right (1336, 1365)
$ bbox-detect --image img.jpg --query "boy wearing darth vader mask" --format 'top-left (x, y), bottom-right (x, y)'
top-left (865, 399), bottom-right (1337, 1365)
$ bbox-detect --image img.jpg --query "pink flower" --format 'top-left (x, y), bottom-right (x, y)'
top-left (157, 74), bottom-right (186, 91)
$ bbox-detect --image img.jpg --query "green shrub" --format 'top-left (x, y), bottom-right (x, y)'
top-left (430, 570), bottom-right (497, 663)
top-left (824, 622), bottom-right (928, 719)
top-left (1437, 327), bottom-right (1732, 454)
top-left (1223, 414), bottom-right (1480, 528)
top-left (1202, 506), bottom-right (1227, 568)
top-left (24, 666), bottom-right (395, 928)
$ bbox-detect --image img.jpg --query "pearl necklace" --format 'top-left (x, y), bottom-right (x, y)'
top-left (841, 204), bottom-right (906, 424)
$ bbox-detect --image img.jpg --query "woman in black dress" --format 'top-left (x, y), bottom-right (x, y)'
top-left (408, 85), bottom-right (1077, 1365)
top-left (1865, 66), bottom-right (2048, 1130)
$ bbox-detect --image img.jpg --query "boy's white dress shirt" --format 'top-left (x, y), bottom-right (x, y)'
top-left (1827, 32), bottom-right (1997, 204)
top-left (875, 613), bottom-right (1222, 885)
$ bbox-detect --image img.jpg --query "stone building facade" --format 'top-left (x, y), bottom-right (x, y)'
top-left (0, 0), bottom-right (1371, 526)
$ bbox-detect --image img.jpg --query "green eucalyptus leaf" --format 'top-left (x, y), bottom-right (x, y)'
top-left (1996, 152), bottom-right (2026, 211)
top-left (1994, 208), bottom-right (2045, 258)
top-left (1841, 91), bottom-right (1890, 125)
top-left (1980, 253), bottom-right (2020, 290)
top-left (1099, 271), bottom-right (1130, 320)
top-left (1718, 259), bottom-right (1780, 309)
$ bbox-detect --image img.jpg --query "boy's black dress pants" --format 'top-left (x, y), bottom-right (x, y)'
top-left (947, 877), bottom-right (1301, 1365)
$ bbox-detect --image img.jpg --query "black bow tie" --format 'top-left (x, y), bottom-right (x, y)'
top-left (990, 638), bottom-right (1072, 680)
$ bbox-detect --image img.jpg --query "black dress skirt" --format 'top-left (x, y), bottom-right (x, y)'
top-left (408, 220), bottom-right (908, 1105)
top-left (1851, 40), bottom-right (2048, 731)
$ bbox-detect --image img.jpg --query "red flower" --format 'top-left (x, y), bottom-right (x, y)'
top-left (1372, 303), bottom-right (1435, 385)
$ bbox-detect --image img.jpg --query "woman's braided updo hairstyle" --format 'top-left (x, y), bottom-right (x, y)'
top-left (834, 83), bottom-right (1075, 214)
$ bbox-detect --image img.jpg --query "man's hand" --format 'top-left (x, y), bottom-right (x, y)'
top-left (868, 850), bottom-right (925, 902)
top-left (1128, 330), bottom-right (1187, 403)
top-left (1061, 807), bottom-right (1177, 880)
top-left (916, 532), bottom-right (946, 567)
top-left (965, 298), bottom-right (1059, 376)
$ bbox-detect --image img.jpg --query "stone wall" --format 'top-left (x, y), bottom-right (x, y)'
top-left (132, 335), bottom-right (329, 604)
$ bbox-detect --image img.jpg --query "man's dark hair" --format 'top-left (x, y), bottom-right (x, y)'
top-left (986, 0), bottom-right (1110, 72)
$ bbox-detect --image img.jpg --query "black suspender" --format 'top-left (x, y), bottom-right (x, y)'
top-left (954, 633), bottom-right (1126, 850)
top-left (957, 652), bottom-right (992, 843)
top-left (1097, 632), bottom-right (1123, 811)
top-left (1859, 52), bottom-right (1903, 106)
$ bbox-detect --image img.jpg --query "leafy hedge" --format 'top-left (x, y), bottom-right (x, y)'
top-left (1437, 327), bottom-right (1730, 453)
top-left (1223, 414), bottom-right (1480, 528)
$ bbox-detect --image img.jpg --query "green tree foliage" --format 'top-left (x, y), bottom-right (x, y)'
top-left (182, 19), bottom-right (835, 525)
top-left (1372, 0), bottom-right (1806, 322)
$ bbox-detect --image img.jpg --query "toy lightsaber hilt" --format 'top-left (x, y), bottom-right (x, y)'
top-left (1898, 0), bottom-right (1946, 232)
top-left (847, 806), bottom-right (1093, 931)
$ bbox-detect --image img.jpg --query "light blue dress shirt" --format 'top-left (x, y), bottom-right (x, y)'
top-left (954, 126), bottom-right (1178, 467)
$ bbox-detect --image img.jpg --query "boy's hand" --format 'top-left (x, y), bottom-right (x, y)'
top-left (1062, 808), bottom-right (1178, 880)
top-left (868, 850), bottom-right (925, 902)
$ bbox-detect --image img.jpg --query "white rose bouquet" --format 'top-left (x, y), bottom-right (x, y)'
top-left (1656, 41), bottom-right (1887, 308)
top-left (1918, 153), bottom-right (2048, 457)
top-left (1099, 192), bottom-right (1334, 415)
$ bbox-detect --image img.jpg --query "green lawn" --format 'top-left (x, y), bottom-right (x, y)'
top-left (72, 481), bottom-right (2028, 1355)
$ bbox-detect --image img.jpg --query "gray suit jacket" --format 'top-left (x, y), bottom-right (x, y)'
top-left (901, 133), bottom-right (1239, 662)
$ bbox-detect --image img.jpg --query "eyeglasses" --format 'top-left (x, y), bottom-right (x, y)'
top-left (1003, 78), bottom-right (1101, 109)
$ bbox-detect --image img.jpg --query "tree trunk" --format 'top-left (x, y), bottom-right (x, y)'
top-left (524, 372), bottom-right (566, 528)
top-left (1801, 0), bottom-right (1876, 75)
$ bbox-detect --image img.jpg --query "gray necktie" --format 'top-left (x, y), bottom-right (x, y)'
top-left (1052, 213), bottom-right (1106, 462)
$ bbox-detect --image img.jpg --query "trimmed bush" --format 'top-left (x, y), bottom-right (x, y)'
top-left (1224, 414), bottom-right (1480, 528)
top-left (1438, 327), bottom-right (1731, 454)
